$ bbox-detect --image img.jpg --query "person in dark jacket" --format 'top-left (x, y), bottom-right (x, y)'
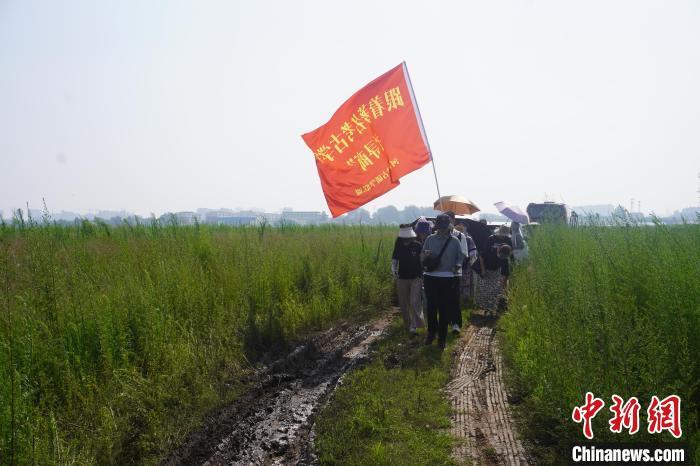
top-left (392, 225), bottom-right (425, 334)
top-left (476, 226), bottom-right (513, 315)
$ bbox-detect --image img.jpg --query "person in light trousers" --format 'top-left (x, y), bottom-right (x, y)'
top-left (391, 225), bottom-right (425, 335)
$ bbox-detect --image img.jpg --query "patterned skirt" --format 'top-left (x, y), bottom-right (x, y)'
top-left (460, 268), bottom-right (475, 303)
top-left (475, 269), bottom-right (504, 312)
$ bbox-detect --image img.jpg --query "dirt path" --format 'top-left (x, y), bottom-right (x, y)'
top-left (162, 312), bottom-right (393, 466)
top-left (445, 315), bottom-right (530, 465)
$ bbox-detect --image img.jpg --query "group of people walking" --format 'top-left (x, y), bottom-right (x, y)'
top-left (391, 212), bottom-right (514, 350)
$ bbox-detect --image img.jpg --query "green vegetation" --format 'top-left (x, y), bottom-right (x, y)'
top-left (314, 319), bottom-right (457, 466)
top-left (6, 211), bottom-right (697, 465)
top-left (501, 222), bottom-right (700, 462)
top-left (0, 215), bottom-right (394, 465)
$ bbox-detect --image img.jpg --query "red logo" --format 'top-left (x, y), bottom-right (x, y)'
top-left (572, 392), bottom-right (605, 439)
top-left (572, 393), bottom-right (682, 439)
top-left (647, 395), bottom-right (682, 438)
top-left (609, 395), bottom-right (641, 435)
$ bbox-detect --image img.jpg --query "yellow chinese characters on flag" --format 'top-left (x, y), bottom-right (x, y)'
top-left (301, 62), bottom-right (431, 217)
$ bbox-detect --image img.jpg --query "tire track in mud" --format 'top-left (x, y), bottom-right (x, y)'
top-left (162, 312), bottom-right (393, 466)
top-left (446, 317), bottom-right (530, 465)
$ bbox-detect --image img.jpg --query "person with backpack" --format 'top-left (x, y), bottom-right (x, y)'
top-left (476, 225), bottom-right (513, 316)
top-left (421, 214), bottom-right (463, 349)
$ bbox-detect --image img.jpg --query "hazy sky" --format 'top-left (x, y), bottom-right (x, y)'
top-left (1, 1), bottom-right (698, 218)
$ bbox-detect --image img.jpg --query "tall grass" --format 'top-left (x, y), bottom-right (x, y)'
top-left (0, 218), bottom-right (395, 464)
top-left (501, 222), bottom-right (700, 461)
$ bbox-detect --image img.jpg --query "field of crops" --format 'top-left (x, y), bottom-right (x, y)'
top-left (0, 218), bottom-right (395, 464)
top-left (501, 222), bottom-right (700, 461)
top-left (3, 216), bottom-right (699, 464)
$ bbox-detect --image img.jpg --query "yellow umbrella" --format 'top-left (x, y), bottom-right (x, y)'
top-left (433, 195), bottom-right (480, 215)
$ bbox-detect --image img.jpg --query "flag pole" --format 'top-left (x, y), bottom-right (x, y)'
top-left (402, 62), bottom-right (443, 211)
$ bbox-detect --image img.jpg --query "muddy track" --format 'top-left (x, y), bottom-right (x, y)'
top-left (446, 315), bottom-right (530, 465)
top-left (162, 312), bottom-right (393, 466)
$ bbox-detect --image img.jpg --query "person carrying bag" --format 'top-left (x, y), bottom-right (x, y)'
top-left (421, 214), bottom-right (463, 350)
top-left (422, 232), bottom-right (453, 272)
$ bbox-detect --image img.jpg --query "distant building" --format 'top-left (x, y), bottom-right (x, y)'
top-left (280, 210), bottom-right (328, 225)
top-left (663, 206), bottom-right (700, 224)
top-left (157, 211), bottom-right (197, 225)
top-left (205, 210), bottom-right (260, 226)
top-left (96, 210), bottom-right (131, 220)
top-left (573, 205), bottom-right (616, 217)
top-left (260, 213), bottom-right (282, 224)
top-left (52, 211), bottom-right (80, 222)
top-left (174, 211), bottom-right (197, 225)
top-left (216, 216), bottom-right (259, 226)
top-left (680, 206), bottom-right (699, 220)
top-left (204, 210), bottom-right (229, 224)
top-left (123, 215), bottom-right (146, 226)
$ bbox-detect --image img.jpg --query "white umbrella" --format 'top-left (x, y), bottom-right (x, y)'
top-left (494, 201), bottom-right (529, 224)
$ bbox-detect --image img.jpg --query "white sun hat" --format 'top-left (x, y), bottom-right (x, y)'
top-left (398, 225), bottom-right (417, 238)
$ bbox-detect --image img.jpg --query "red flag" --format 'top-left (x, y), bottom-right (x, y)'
top-left (302, 62), bottom-right (431, 218)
